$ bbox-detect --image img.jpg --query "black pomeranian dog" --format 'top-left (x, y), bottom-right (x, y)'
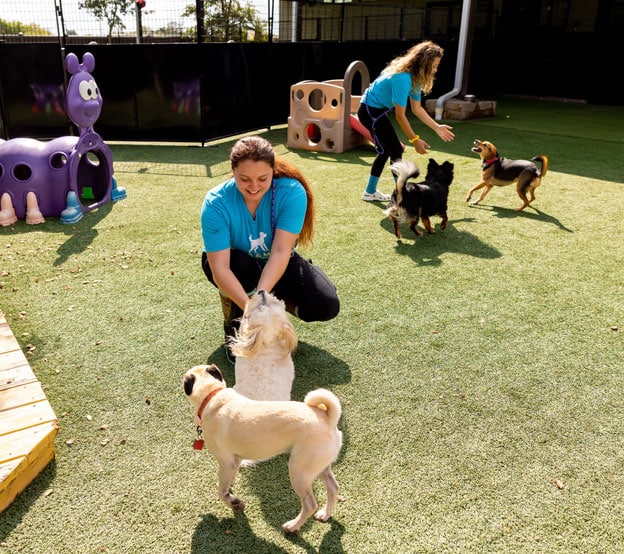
top-left (384, 158), bottom-right (454, 239)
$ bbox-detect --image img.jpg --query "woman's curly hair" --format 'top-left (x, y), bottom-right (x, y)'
top-left (382, 40), bottom-right (444, 95)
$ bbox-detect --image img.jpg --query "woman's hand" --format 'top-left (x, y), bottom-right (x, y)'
top-left (436, 124), bottom-right (455, 142)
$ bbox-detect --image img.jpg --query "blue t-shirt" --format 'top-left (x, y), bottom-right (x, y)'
top-left (361, 71), bottom-right (421, 109)
top-left (201, 176), bottom-right (307, 261)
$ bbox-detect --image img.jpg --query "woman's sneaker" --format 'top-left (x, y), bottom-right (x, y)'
top-left (362, 190), bottom-right (391, 202)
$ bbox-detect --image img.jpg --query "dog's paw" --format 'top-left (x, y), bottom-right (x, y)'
top-left (314, 507), bottom-right (332, 522)
top-left (281, 520), bottom-right (301, 535)
top-left (229, 497), bottom-right (246, 511)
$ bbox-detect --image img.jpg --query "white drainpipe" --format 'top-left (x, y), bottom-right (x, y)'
top-left (291, 1), bottom-right (298, 42)
top-left (435, 0), bottom-right (473, 120)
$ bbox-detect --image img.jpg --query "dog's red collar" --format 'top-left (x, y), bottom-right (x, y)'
top-left (482, 156), bottom-right (499, 168)
top-left (195, 387), bottom-right (224, 425)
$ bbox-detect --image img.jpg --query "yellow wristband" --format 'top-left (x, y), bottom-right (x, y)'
top-left (408, 135), bottom-right (420, 144)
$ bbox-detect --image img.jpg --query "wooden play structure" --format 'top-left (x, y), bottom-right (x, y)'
top-left (0, 311), bottom-right (58, 513)
top-left (287, 60), bottom-right (373, 153)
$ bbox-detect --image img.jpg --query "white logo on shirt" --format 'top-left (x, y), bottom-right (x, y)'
top-left (248, 232), bottom-right (268, 254)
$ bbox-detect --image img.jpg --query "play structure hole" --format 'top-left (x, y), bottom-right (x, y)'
top-left (295, 89), bottom-right (305, 101)
top-left (324, 139), bottom-right (335, 150)
top-left (12, 164), bottom-right (33, 182)
top-left (76, 149), bottom-right (109, 204)
top-left (50, 152), bottom-right (68, 170)
top-left (306, 123), bottom-right (322, 144)
top-left (85, 152), bottom-right (100, 167)
top-left (308, 88), bottom-right (326, 111)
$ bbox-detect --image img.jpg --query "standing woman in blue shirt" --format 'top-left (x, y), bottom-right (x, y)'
top-left (201, 136), bottom-right (340, 357)
top-left (358, 40), bottom-right (455, 202)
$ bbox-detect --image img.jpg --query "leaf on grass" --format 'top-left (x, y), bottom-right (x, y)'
top-left (100, 438), bottom-right (110, 446)
top-left (554, 479), bottom-right (564, 490)
top-left (86, 414), bottom-right (92, 421)
top-left (65, 439), bottom-right (74, 446)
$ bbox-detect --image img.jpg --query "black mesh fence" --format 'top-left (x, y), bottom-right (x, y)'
top-left (0, 0), bottom-right (276, 44)
top-left (0, 1), bottom-right (444, 45)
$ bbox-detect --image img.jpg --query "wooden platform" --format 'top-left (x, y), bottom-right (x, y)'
top-left (0, 311), bottom-right (58, 513)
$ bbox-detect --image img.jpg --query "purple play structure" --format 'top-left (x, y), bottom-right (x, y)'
top-left (0, 52), bottom-right (126, 226)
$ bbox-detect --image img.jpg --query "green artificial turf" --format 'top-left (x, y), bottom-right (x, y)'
top-left (0, 97), bottom-right (623, 553)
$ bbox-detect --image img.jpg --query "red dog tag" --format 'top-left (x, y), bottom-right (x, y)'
top-left (193, 439), bottom-right (204, 450)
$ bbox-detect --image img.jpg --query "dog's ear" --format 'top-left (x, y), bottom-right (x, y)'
top-left (280, 320), bottom-right (298, 353)
top-left (207, 364), bottom-right (224, 382)
top-left (230, 324), bottom-right (262, 357)
top-left (183, 373), bottom-right (195, 396)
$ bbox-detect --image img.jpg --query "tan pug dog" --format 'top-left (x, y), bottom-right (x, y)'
top-left (183, 364), bottom-right (343, 534)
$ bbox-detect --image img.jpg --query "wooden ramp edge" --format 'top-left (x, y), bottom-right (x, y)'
top-left (0, 311), bottom-right (59, 513)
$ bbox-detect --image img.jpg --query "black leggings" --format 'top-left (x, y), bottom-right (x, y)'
top-left (357, 102), bottom-right (404, 178)
top-left (201, 250), bottom-right (340, 322)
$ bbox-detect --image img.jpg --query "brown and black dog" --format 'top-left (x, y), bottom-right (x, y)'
top-left (466, 140), bottom-right (548, 211)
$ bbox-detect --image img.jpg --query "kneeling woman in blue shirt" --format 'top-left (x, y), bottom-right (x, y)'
top-left (201, 135), bottom-right (340, 358)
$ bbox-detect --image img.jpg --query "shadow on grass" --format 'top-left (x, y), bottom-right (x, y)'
top-left (191, 512), bottom-right (287, 553)
top-left (294, 146), bottom-right (375, 168)
top-left (0, 460), bottom-right (57, 542)
top-left (488, 204), bottom-right (573, 232)
top-left (53, 203), bottom-right (116, 266)
top-left (0, 201), bottom-right (116, 266)
top-left (378, 215), bottom-right (502, 266)
top-left (191, 510), bottom-right (345, 553)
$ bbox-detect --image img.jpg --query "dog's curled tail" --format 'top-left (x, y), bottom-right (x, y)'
top-left (304, 388), bottom-right (342, 427)
top-left (389, 159), bottom-right (420, 205)
top-left (532, 155), bottom-right (549, 178)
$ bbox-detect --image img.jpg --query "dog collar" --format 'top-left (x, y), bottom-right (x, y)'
top-left (482, 156), bottom-right (499, 168)
top-left (195, 387), bottom-right (224, 425)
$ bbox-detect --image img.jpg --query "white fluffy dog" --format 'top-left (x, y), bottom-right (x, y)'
top-left (183, 364), bottom-right (343, 534)
top-left (228, 290), bottom-right (298, 401)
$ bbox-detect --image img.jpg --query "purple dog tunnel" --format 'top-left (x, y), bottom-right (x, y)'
top-left (0, 52), bottom-right (126, 226)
